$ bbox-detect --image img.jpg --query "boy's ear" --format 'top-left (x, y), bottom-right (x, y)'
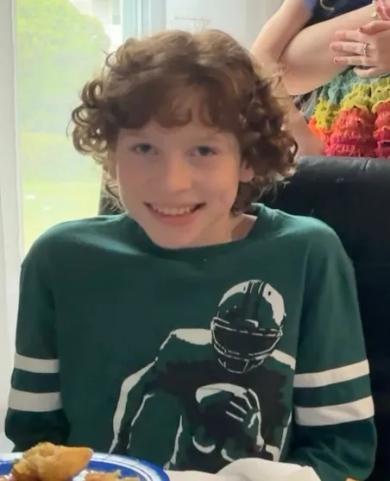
top-left (239, 161), bottom-right (255, 183)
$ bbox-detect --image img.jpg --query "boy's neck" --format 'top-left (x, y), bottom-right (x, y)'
top-left (231, 213), bottom-right (257, 241)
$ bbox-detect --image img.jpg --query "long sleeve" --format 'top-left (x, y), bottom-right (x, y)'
top-left (5, 243), bottom-right (69, 450)
top-left (286, 229), bottom-right (376, 481)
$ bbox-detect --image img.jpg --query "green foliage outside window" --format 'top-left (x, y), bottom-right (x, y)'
top-left (16, 0), bottom-right (110, 250)
top-left (17, 0), bottom-right (110, 132)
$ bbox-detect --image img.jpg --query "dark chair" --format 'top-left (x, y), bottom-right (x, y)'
top-left (263, 156), bottom-right (390, 481)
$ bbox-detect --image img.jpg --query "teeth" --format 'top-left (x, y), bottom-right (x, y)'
top-left (150, 205), bottom-right (196, 216)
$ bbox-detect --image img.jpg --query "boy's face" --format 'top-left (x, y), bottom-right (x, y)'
top-left (109, 109), bottom-right (253, 249)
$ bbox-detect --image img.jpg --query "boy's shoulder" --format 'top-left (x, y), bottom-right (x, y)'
top-left (259, 204), bottom-right (341, 247)
top-left (257, 202), bottom-right (346, 264)
top-left (257, 204), bottom-right (346, 263)
top-left (25, 214), bottom-right (130, 259)
top-left (38, 213), bottom-right (126, 239)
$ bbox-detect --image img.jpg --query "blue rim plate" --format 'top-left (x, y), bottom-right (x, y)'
top-left (0, 452), bottom-right (169, 481)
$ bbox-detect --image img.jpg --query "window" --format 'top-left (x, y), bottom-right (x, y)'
top-left (17, 0), bottom-right (112, 252)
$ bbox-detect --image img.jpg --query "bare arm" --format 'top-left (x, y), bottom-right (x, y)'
top-left (281, 4), bottom-right (375, 94)
top-left (251, 0), bottom-right (311, 73)
top-left (265, 80), bottom-right (324, 157)
top-left (251, 1), bottom-right (324, 156)
top-left (286, 108), bottom-right (324, 156)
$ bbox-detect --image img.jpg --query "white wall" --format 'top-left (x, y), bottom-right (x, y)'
top-left (166, 0), bottom-right (248, 46)
top-left (246, 0), bottom-right (283, 45)
top-left (165, 0), bottom-right (282, 48)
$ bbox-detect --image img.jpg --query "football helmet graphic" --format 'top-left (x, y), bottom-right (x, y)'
top-left (211, 280), bottom-right (286, 373)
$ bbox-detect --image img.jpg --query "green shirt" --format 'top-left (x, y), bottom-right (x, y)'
top-left (6, 204), bottom-right (376, 481)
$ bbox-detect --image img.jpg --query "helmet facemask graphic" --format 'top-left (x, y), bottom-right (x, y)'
top-left (211, 280), bottom-right (286, 374)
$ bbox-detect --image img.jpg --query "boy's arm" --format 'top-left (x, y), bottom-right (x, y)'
top-left (5, 245), bottom-right (69, 450)
top-left (281, 5), bottom-right (375, 94)
top-left (286, 228), bottom-right (376, 481)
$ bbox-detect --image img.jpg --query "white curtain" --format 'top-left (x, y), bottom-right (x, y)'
top-left (0, 0), bottom-right (22, 451)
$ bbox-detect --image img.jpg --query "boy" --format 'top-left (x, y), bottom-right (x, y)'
top-left (5, 30), bottom-right (375, 481)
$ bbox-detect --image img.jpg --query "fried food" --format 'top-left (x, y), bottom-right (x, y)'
top-left (5, 442), bottom-right (140, 481)
top-left (85, 473), bottom-right (120, 481)
top-left (11, 442), bottom-right (92, 481)
top-left (85, 472), bottom-right (138, 481)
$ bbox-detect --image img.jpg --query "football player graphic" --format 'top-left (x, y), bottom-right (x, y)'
top-left (110, 280), bottom-right (289, 470)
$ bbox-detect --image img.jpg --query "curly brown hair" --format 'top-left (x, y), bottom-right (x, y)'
top-left (71, 29), bottom-right (297, 213)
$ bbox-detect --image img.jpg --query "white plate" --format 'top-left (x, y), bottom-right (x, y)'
top-left (0, 452), bottom-right (169, 481)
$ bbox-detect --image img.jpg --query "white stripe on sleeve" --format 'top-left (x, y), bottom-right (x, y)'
top-left (294, 360), bottom-right (370, 388)
top-left (8, 388), bottom-right (62, 412)
top-left (14, 353), bottom-right (59, 374)
top-left (295, 396), bottom-right (374, 426)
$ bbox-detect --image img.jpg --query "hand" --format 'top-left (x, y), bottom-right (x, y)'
top-left (374, 0), bottom-right (390, 20)
top-left (195, 385), bottom-right (264, 445)
top-left (192, 384), bottom-right (265, 462)
top-left (330, 21), bottom-right (390, 77)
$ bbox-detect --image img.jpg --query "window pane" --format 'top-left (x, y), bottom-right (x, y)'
top-left (16, 0), bottom-right (111, 252)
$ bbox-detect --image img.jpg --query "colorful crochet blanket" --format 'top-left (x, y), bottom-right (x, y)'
top-left (308, 69), bottom-right (390, 158)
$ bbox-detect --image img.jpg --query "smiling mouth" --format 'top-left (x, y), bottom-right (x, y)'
top-left (145, 203), bottom-right (205, 216)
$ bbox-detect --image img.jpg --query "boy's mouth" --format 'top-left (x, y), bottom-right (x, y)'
top-left (145, 203), bottom-right (205, 217)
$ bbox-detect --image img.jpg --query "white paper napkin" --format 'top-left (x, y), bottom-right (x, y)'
top-left (166, 470), bottom-right (241, 481)
top-left (167, 457), bottom-right (321, 481)
top-left (220, 458), bottom-right (321, 481)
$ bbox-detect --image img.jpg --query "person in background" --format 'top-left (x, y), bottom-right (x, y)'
top-left (5, 29), bottom-right (375, 481)
top-left (253, 0), bottom-right (390, 157)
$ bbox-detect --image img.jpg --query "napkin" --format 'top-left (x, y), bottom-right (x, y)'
top-left (167, 458), bottom-right (321, 481)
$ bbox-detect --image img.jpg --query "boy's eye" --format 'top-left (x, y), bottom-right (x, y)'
top-left (192, 145), bottom-right (217, 157)
top-left (131, 143), bottom-right (156, 155)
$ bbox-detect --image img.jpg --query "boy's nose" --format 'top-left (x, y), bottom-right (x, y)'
top-left (159, 155), bottom-right (192, 191)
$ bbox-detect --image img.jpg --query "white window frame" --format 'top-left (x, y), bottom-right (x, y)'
top-left (122, 0), bottom-right (166, 38)
top-left (0, 0), bottom-right (22, 441)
